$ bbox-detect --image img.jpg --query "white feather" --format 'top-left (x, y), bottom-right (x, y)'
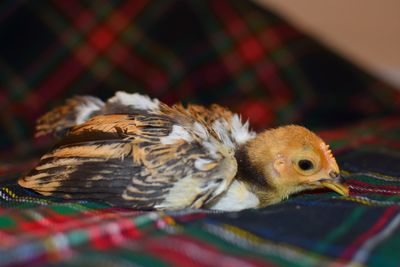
top-left (210, 180), bottom-right (259, 211)
top-left (160, 125), bottom-right (192, 145)
top-left (75, 100), bottom-right (104, 124)
top-left (201, 141), bottom-right (219, 159)
top-left (192, 122), bottom-right (209, 139)
top-left (230, 114), bottom-right (256, 145)
top-left (194, 158), bottom-right (213, 170)
top-left (108, 91), bottom-right (160, 111)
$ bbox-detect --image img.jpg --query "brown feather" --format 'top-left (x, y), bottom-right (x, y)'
top-left (36, 96), bottom-right (104, 137)
top-left (20, 107), bottom-right (237, 210)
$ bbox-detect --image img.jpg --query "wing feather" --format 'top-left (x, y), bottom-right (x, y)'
top-left (36, 96), bottom-right (104, 137)
top-left (35, 91), bottom-right (256, 148)
top-left (19, 107), bottom-right (237, 210)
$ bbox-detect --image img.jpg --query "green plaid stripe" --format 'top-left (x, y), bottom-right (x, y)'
top-left (1, 198), bottom-right (399, 266)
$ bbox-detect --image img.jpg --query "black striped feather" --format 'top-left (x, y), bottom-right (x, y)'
top-left (19, 108), bottom-right (237, 210)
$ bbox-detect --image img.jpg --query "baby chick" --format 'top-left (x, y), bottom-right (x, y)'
top-left (19, 91), bottom-right (348, 211)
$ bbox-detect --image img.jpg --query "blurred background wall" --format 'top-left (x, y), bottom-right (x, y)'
top-left (256, 0), bottom-right (400, 88)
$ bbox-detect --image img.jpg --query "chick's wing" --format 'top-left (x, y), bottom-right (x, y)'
top-left (19, 107), bottom-right (237, 210)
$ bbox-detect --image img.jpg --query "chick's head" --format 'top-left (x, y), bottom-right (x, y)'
top-left (246, 125), bottom-right (349, 202)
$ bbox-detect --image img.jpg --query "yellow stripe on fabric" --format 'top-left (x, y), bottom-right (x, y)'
top-left (337, 196), bottom-right (400, 207)
top-left (2, 187), bottom-right (17, 198)
top-left (341, 170), bottom-right (400, 182)
top-left (1, 187), bottom-right (52, 206)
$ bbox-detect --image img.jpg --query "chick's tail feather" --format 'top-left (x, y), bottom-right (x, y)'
top-left (36, 96), bottom-right (104, 138)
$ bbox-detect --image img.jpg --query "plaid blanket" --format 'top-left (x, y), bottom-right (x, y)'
top-left (1, 1), bottom-right (400, 266)
top-left (1, 117), bottom-right (400, 266)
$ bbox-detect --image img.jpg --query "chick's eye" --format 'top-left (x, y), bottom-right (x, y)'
top-left (298, 159), bottom-right (314, 171)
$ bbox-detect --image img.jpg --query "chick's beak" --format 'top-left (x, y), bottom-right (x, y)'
top-left (318, 171), bottom-right (349, 196)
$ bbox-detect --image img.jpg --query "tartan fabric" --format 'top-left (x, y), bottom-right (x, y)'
top-left (1, 0), bottom-right (400, 266)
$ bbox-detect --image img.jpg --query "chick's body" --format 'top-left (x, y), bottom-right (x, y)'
top-left (19, 92), bottom-right (348, 211)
